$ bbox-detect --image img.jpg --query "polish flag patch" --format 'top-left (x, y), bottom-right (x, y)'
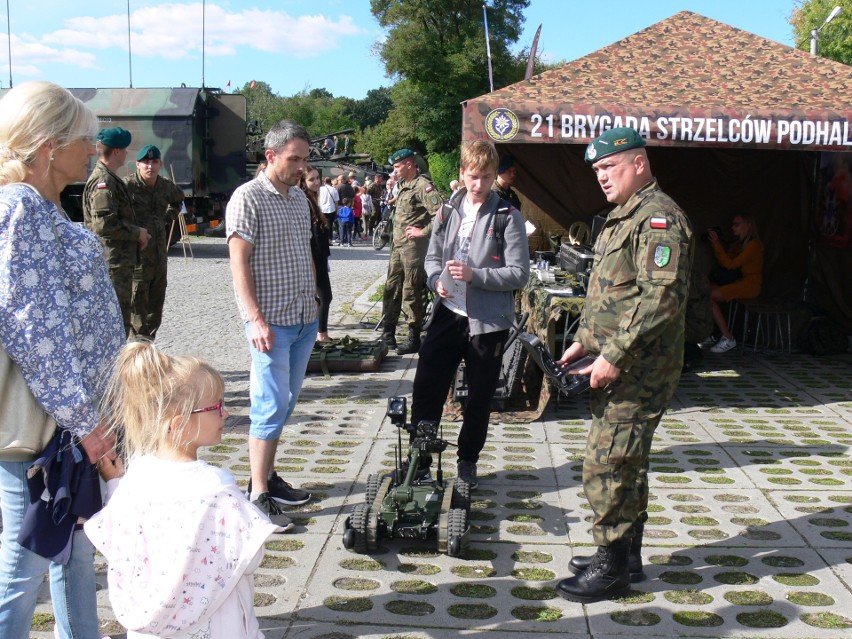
top-left (96, 182), bottom-right (107, 189)
top-left (650, 217), bottom-right (667, 229)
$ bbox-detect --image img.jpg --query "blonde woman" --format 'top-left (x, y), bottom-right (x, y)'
top-left (707, 215), bottom-right (764, 353)
top-left (0, 81), bottom-right (125, 638)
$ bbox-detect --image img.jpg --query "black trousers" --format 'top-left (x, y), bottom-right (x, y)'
top-left (315, 265), bottom-right (333, 333)
top-left (411, 304), bottom-right (508, 464)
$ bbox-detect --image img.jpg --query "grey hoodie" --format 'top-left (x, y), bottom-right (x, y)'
top-left (424, 189), bottom-right (530, 335)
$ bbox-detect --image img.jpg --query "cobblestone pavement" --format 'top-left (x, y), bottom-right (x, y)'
top-left (27, 237), bottom-right (852, 638)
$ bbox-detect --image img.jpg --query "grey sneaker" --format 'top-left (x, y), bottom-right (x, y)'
top-left (710, 336), bottom-right (737, 353)
top-left (457, 460), bottom-right (478, 489)
top-left (252, 492), bottom-right (295, 532)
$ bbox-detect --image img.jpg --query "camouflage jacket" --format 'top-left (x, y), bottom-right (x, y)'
top-left (83, 162), bottom-right (142, 264)
top-left (124, 172), bottom-right (184, 267)
top-left (575, 179), bottom-right (693, 371)
top-left (391, 174), bottom-right (442, 244)
top-left (491, 181), bottom-right (522, 211)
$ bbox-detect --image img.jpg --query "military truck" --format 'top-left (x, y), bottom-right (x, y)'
top-left (59, 87), bottom-right (249, 233)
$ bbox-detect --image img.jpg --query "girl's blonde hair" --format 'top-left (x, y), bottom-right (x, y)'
top-left (103, 341), bottom-right (225, 460)
top-left (0, 81), bottom-right (99, 185)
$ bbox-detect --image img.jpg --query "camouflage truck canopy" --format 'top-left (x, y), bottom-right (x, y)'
top-left (462, 11), bottom-right (852, 331)
top-left (69, 88), bottom-right (247, 202)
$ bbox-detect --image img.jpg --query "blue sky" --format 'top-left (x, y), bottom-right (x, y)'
top-left (0, 1), bottom-right (802, 98)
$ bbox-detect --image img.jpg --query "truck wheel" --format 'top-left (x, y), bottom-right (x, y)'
top-left (349, 503), bottom-right (371, 554)
top-left (447, 508), bottom-right (469, 558)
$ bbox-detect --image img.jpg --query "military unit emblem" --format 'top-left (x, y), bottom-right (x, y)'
top-left (654, 245), bottom-right (671, 267)
top-left (485, 108), bottom-right (519, 141)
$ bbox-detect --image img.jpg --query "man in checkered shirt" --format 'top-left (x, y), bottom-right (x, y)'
top-left (227, 120), bottom-right (318, 530)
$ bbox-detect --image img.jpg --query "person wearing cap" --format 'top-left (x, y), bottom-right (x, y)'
top-left (556, 127), bottom-right (693, 603)
top-left (84, 126), bottom-right (151, 336)
top-left (124, 144), bottom-right (184, 339)
top-left (348, 170), bottom-right (360, 188)
top-left (381, 148), bottom-right (443, 354)
top-left (492, 154), bottom-right (522, 210)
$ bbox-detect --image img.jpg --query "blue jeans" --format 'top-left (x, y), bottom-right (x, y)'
top-left (339, 221), bottom-right (353, 245)
top-left (0, 460), bottom-right (100, 639)
top-left (245, 319), bottom-right (318, 440)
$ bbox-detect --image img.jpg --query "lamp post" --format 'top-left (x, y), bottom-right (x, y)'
top-left (810, 5), bottom-right (843, 55)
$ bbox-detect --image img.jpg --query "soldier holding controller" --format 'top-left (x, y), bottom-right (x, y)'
top-left (556, 127), bottom-right (693, 603)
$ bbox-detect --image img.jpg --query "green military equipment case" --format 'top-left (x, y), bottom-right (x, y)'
top-left (308, 337), bottom-right (389, 376)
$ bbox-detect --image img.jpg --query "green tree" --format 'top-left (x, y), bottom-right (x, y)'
top-left (352, 87), bottom-right (393, 129)
top-left (790, 0), bottom-right (852, 64)
top-left (240, 80), bottom-right (287, 135)
top-left (371, 0), bottom-right (531, 153)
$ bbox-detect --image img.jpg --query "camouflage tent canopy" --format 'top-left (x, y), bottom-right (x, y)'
top-left (462, 11), bottom-right (852, 331)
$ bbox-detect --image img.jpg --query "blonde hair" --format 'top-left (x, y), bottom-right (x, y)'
top-left (0, 81), bottom-right (99, 185)
top-left (734, 214), bottom-right (760, 244)
top-left (460, 140), bottom-right (499, 174)
top-left (103, 341), bottom-right (225, 461)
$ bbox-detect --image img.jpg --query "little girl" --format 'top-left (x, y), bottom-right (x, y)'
top-left (84, 342), bottom-right (280, 639)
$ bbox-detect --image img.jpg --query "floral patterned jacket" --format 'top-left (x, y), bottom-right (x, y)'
top-left (0, 183), bottom-right (124, 439)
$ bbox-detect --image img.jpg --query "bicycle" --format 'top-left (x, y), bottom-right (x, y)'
top-left (372, 220), bottom-right (389, 250)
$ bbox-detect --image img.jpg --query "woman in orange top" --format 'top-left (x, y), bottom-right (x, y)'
top-left (708, 215), bottom-right (764, 353)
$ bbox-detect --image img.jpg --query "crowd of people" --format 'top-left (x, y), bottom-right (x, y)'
top-left (1, 79), bottom-right (772, 638)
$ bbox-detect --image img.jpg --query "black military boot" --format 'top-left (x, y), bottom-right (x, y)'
top-left (396, 329), bottom-right (421, 355)
top-left (568, 522), bottom-right (645, 582)
top-left (381, 325), bottom-right (397, 348)
top-left (556, 540), bottom-right (631, 603)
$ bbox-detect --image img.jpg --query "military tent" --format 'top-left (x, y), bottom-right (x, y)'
top-left (462, 11), bottom-right (852, 331)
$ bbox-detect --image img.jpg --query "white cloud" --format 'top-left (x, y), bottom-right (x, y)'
top-left (3, 34), bottom-right (99, 78)
top-left (40, 3), bottom-right (361, 61)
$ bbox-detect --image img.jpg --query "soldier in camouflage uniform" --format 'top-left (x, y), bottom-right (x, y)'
top-left (381, 148), bottom-right (443, 355)
top-left (556, 128), bottom-right (693, 603)
top-left (491, 154), bottom-right (522, 211)
top-left (83, 127), bottom-right (150, 337)
top-left (125, 144), bottom-right (184, 339)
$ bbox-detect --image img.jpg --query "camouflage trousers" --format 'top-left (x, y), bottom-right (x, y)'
top-left (382, 241), bottom-right (428, 331)
top-left (108, 262), bottom-right (136, 338)
top-left (131, 259), bottom-right (168, 340)
top-left (582, 364), bottom-right (679, 545)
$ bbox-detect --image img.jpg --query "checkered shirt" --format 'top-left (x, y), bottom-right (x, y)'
top-left (226, 172), bottom-right (317, 326)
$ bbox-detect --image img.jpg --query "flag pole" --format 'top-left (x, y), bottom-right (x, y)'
top-left (202, 0), bottom-right (206, 88)
top-left (127, 0), bottom-right (133, 87)
top-left (482, 3), bottom-right (494, 93)
top-left (5, 0), bottom-right (12, 88)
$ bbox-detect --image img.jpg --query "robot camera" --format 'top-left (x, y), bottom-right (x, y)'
top-left (386, 396), bottom-right (407, 425)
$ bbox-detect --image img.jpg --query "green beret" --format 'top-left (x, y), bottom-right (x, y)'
top-left (136, 144), bottom-right (161, 161)
top-left (497, 154), bottom-right (515, 174)
top-left (584, 127), bottom-right (646, 164)
top-left (96, 127), bottom-right (132, 149)
top-left (389, 148), bottom-right (415, 164)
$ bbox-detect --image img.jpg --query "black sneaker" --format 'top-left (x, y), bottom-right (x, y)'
top-left (247, 472), bottom-right (311, 506)
top-left (251, 492), bottom-right (295, 532)
top-left (457, 460), bottom-right (478, 489)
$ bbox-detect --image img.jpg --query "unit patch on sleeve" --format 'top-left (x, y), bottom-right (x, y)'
top-left (654, 244), bottom-right (672, 267)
